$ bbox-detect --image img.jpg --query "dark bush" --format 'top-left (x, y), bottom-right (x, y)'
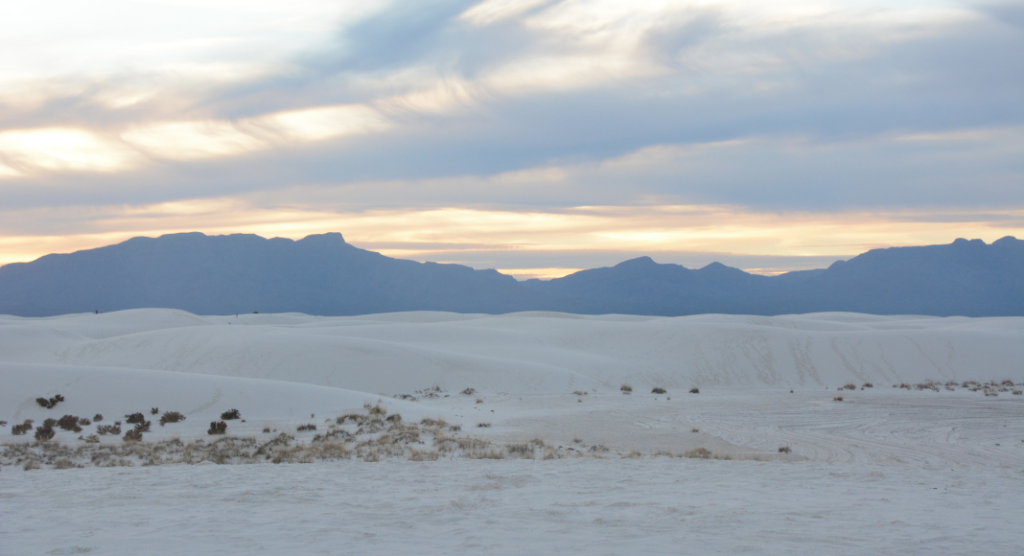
top-left (123, 429), bottom-right (143, 442)
top-left (96, 424), bottom-right (121, 435)
top-left (863, 383), bottom-right (874, 388)
top-left (84, 434), bottom-right (100, 443)
top-left (477, 422), bottom-right (492, 428)
top-left (690, 388), bottom-right (700, 394)
top-left (43, 418), bottom-right (57, 428)
top-left (620, 384), bottom-right (632, 394)
top-left (134, 420), bottom-right (152, 433)
top-left (208, 421), bottom-right (227, 435)
top-left (385, 414), bottom-right (402, 423)
top-left (0, 420), bottom-right (5, 427)
top-left (12, 420), bottom-right (34, 435)
top-left (150, 407), bottom-right (159, 415)
top-left (297, 424), bottom-right (317, 432)
top-left (651, 387), bottom-right (667, 394)
top-left (778, 446), bottom-right (792, 453)
top-left (220, 409), bottom-right (241, 420)
top-left (833, 396), bottom-right (844, 402)
top-left (159, 411), bottom-right (186, 426)
top-left (79, 417), bottom-right (91, 426)
top-left (57, 415), bottom-right (83, 432)
top-left (34, 425), bottom-right (55, 441)
top-left (125, 412), bottom-right (146, 424)
top-left (35, 394), bottom-right (64, 409)
top-left (460, 388), bottom-right (477, 395)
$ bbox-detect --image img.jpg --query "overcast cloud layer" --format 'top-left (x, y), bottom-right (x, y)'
top-left (0, 0), bottom-right (1021, 276)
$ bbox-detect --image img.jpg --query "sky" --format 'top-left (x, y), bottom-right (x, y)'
top-left (0, 0), bottom-right (1021, 278)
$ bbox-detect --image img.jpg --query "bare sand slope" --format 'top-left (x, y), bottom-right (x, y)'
top-left (1, 309), bottom-right (1021, 395)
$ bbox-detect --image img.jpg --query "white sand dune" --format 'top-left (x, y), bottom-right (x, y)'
top-left (2, 309), bottom-right (1021, 397)
top-left (3, 309), bottom-right (1023, 555)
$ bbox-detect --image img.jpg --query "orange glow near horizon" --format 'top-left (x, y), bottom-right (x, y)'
top-left (1, 200), bottom-right (1022, 275)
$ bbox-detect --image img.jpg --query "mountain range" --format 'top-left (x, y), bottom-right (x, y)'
top-left (0, 232), bottom-right (1021, 317)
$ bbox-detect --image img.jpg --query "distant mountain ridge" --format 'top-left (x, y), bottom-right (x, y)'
top-left (0, 232), bottom-right (1021, 317)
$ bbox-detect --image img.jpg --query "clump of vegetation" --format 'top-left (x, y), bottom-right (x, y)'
top-left (220, 409), bottom-right (241, 420)
top-left (56, 415), bottom-right (83, 432)
top-left (96, 424), bottom-right (121, 435)
top-left (841, 383), bottom-right (856, 391)
top-left (367, 404), bottom-right (387, 416)
top-left (833, 396), bottom-right (844, 402)
top-left (34, 425), bottom-right (55, 441)
top-left (83, 434), bottom-right (100, 443)
top-left (263, 427), bottom-right (271, 433)
top-left (476, 398), bottom-right (484, 404)
top-left (0, 420), bottom-right (5, 427)
top-left (690, 387), bottom-right (700, 394)
top-left (862, 383), bottom-right (874, 388)
top-left (1013, 390), bottom-right (1023, 396)
top-left (572, 391), bottom-right (588, 396)
top-left (651, 387), bottom-right (667, 394)
top-left (11, 420), bottom-right (34, 435)
top-left (685, 448), bottom-right (712, 459)
top-left (297, 424), bottom-right (317, 432)
top-left (778, 446), bottom-right (792, 454)
top-left (460, 388), bottom-right (477, 395)
top-left (150, 407), bottom-right (159, 415)
top-left (93, 414), bottom-right (103, 422)
top-left (159, 412), bottom-right (186, 426)
top-left (125, 412), bottom-right (146, 424)
top-left (122, 429), bottom-right (143, 442)
top-left (620, 384), bottom-right (632, 394)
top-left (208, 421), bottom-right (227, 435)
top-left (385, 414), bottom-right (402, 423)
top-left (35, 394), bottom-right (64, 409)
top-left (477, 422), bottom-right (492, 428)
top-left (691, 428), bottom-right (699, 433)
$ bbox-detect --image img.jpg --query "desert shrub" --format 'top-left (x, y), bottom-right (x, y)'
top-left (690, 387), bottom-right (700, 394)
top-left (652, 387), bottom-right (667, 394)
top-left (0, 420), bottom-right (5, 427)
top-left (79, 417), bottom-right (91, 426)
top-left (208, 421), bottom-right (227, 435)
top-left (12, 420), bottom-right (34, 435)
top-left (57, 415), bottom-right (83, 432)
top-left (841, 383), bottom-right (856, 390)
top-left (408, 450), bottom-right (439, 461)
top-left (691, 428), bottom-right (699, 433)
top-left (385, 414), bottom-right (402, 423)
top-left (96, 424), bottom-right (121, 435)
top-left (151, 407), bottom-right (159, 415)
top-left (159, 411), bottom-right (186, 426)
top-left (620, 383), bottom-right (632, 394)
top-left (263, 427), bottom-right (271, 433)
top-left (34, 425), bottom-right (55, 441)
top-left (833, 396), bottom-right (844, 402)
top-left (778, 446), bottom-right (792, 454)
top-left (588, 444), bottom-right (610, 453)
top-left (460, 388), bottom-right (477, 395)
top-left (367, 404), bottom-right (387, 416)
top-left (297, 424), bottom-right (317, 432)
top-left (35, 394), bottom-right (64, 409)
top-left (43, 418), bottom-right (57, 428)
top-left (220, 409), bottom-right (241, 420)
top-left (1013, 390), bottom-right (1022, 396)
top-left (863, 383), bottom-right (874, 388)
top-left (123, 429), bottom-right (143, 442)
top-left (685, 448), bottom-right (712, 459)
top-left (93, 414), bottom-right (103, 422)
top-left (477, 422), bottom-right (492, 428)
top-left (572, 391), bottom-right (588, 396)
top-left (1002, 379), bottom-right (1015, 387)
top-left (84, 434), bottom-right (100, 443)
top-left (133, 420), bottom-right (151, 433)
top-left (125, 412), bottom-right (146, 424)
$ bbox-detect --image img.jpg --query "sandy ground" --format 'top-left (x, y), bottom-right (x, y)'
top-left (2, 309), bottom-right (1024, 554)
top-left (3, 459), bottom-right (1022, 556)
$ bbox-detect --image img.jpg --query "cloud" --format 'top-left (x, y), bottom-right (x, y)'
top-left (0, 0), bottom-right (1022, 271)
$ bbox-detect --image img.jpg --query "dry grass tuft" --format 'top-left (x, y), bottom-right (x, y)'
top-left (651, 387), bottom-right (667, 394)
top-left (620, 383), bottom-right (632, 394)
